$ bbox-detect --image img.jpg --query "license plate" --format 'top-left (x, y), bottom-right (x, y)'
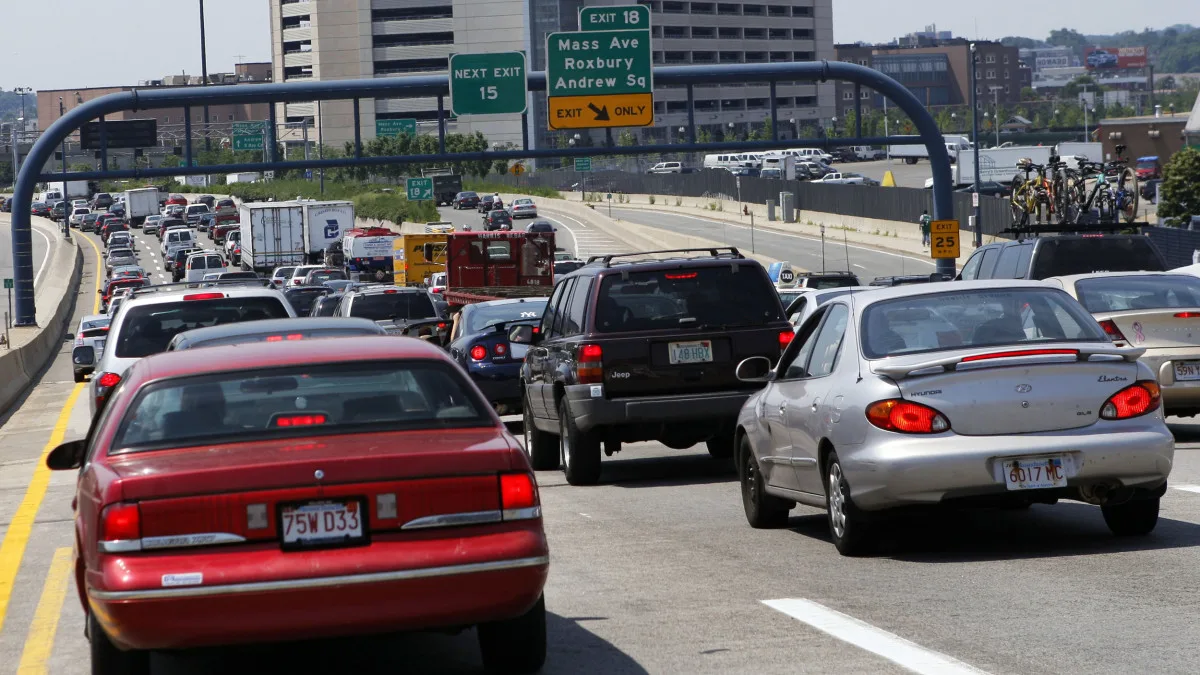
top-left (669, 340), bottom-right (713, 365)
top-left (1003, 457), bottom-right (1067, 491)
top-left (1176, 361), bottom-right (1200, 381)
top-left (280, 499), bottom-right (365, 549)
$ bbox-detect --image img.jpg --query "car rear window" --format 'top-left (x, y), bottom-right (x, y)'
top-left (115, 297), bottom-right (290, 358)
top-left (466, 300), bottom-right (548, 334)
top-left (804, 276), bottom-right (860, 289)
top-left (111, 361), bottom-right (489, 451)
top-left (1074, 275), bottom-right (1200, 313)
top-left (285, 289), bottom-right (329, 314)
top-left (861, 288), bottom-right (1106, 359)
top-left (350, 292), bottom-right (437, 321)
top-left (595, 264), bottom-right (784, 333)
top-left (181, 327), bottom-right (383, 350)
top-left (1029, 238), bottom-right (1165, 280)
top-left (307, 270), bottom-right (347, 284)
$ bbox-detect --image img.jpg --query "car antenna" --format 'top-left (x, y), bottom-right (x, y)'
top-left (843, 231), bottom-right (852, 275)
top-left (849, 288), bottom-right (863, 383)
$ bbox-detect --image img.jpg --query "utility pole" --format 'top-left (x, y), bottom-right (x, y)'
top-left (883, 97), bottom-right (889, 160)
top-left (970, 43), bottom-right (982, 248)
top-left (199, 0), bottom-right (211, 152)
top-left (1079, 85), bottom-right (1091, 143)
top-left (992, 86), bottom-right (1001, 147)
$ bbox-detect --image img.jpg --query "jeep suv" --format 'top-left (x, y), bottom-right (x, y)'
top-left (515, 248), bottom-right (792, 485)
top-left (960, 234), bottom-right (1167, 281)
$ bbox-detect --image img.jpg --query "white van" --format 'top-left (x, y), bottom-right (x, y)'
top-left (185, 252), bottom-right (228, 283)
top-left (702, 153), bottom-right (762, 171)
top-left (161, 228), bottom-right (196, 258)
top-left (782, 148), bottom-right (834, 163)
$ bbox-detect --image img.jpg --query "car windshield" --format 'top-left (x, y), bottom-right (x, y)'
top-left (860, 288), bottom-right (1106, 359)
top-left (466, 300), bottom-right (548, 334)
top-left (114, 297), bottom-right (290, 358)
top-left (1074, 275), bottom-right (1200, 313)
top-left (1028, 238), bottom-right (1165, 279)
top-left (110, 360), bottom-right (490, 452)
top-left (284, 289), bottom-right (329, 314)
top-left (350, 292), bottom-right (437, 321)
top-left (595, 265), bottom-right (784, 333)
top-left (806, 276), bottom-right (859, 289)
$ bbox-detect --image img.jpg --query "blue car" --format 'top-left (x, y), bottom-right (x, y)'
top-left (447, 297), bottom-right (549, 416)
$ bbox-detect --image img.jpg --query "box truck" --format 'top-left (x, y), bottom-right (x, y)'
top-left (123, 187), bottom-right (160, 227)
top-left (889, 136), bottom-right (972, 164)
top-left (226, 172), bottom-right (261, 184)
top-left (942, 145), bottom-right (1054, 187)
top-left (299, 200), bottom-right (356, 263)
top-left (239, 202), bottom-right (306, 273)
top-left (47, 181), bottom-right (90, 199)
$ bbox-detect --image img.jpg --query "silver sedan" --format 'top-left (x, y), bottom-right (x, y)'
top-left (734, 280), bottom-right (1174, 556)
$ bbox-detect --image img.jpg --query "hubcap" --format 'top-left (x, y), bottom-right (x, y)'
top-left (828, 463), bottom-right (847, 539)
top-left (560, 415), bottom-right (571, 468)
top-left (745, 453), bottom-right (759, 503)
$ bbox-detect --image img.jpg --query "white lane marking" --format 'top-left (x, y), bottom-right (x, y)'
top-left (763, 599), bottom-right (991, 675)
top-left (613, 209), bottom-right (936, 268)
top-left (1172, 484), bottom-right (1200, 494)
top-left (31, 226), bottom-right (53, 288)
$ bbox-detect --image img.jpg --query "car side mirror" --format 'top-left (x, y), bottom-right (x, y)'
top-left (73, 345), bottom-right (96, 371)
top-left (509, 324), bottom-right (537, 345)
top-left (46, 439), bottom-right (86, 471)
top-left (735, 356), bottom-right (775, 383)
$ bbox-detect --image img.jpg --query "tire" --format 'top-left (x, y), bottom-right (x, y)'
top-left (706, 431), bottom-right (734, 460)
top-left (523, 390), bottom-right (559, 471)
top-left (558, 399), bottom-right (601, 485)
top-left (1102, 497), bottom-right (1159, 536)
top-left (824, 450), bottom-right (874, 556)
top-left (477, 595), bottom-right (547, 675)
top-left (740, 437), bottom-right (790, 528)
top-left (89, 612), bottom-right (149, 675)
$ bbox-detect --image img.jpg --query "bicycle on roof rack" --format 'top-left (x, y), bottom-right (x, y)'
top-left (1071, 154), bottom-right (1139, 225)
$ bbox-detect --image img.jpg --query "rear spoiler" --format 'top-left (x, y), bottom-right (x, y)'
top-left (873, 345), bottom-right (1146, 380)
top-left (374, 317), bottom-right (447, 338)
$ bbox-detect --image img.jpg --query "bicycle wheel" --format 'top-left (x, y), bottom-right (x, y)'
top-left (1008, 174), bottom-right (1029, 227)
top-left (1060, 179), bottom-right (1082, 224)
top-left (1117, 167), bottom-right (1140, 223)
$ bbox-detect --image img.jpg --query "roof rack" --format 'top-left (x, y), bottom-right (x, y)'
top-left (128, 278), bottom-right (272, 298)
top-left (1001, 222), bottom-right (1148, 237)
top-left (586, 248), bottom-right (744, 267)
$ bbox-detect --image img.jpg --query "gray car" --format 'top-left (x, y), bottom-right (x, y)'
top-left (734, 280), bottom-right (1174, 555)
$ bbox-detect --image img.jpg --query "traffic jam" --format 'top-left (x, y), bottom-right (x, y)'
top-left (25, 185), bottom-right (1200, 672)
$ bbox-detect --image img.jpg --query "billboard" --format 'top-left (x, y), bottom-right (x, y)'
top-left (1084, 46), bottom-right (1148, 70)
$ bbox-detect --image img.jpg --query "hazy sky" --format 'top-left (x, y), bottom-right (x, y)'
top-left (2, 0), bottom-right (1194, 92)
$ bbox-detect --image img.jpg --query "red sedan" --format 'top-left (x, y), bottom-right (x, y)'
top-left (48, 337), bottom-right (549, 674)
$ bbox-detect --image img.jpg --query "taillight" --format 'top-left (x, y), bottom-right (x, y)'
top-left (96, 372), bottom-right (121, 388)
top-left (100, 503), bottom-right (141, 543)
top-left (500, 472), bottom-right (540, 520)
top-left (494, 343), bottom-right (508, 356)
top-left (1175, 312), bottom-right (1200, 319)
top-left (779, 330), bottom-right (794, 349)
top-left (1100, 381), bottom-right (1161, 420)
top-left (578, 344), bottom-right (603, 384)
top-left (1098, 319), bottom-right (1127, 342)
top-left (275, 414), bottom-right (327, 427)
top-left (470, 345), bottom-right (488, 361)
top-left (183, 292), bottom-right (224, 301)
top-left (866, 399), bottom-right (950, 434)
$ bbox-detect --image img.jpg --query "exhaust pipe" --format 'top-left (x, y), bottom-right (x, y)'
top-left (1079, 482), bottom-right (1118, 505)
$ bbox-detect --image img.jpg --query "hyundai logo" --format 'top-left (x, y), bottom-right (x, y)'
top-left (1014, 384), bottom-right (1033, 394)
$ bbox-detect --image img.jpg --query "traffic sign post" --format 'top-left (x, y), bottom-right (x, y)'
top-left (579, 5), bottom-right (650, 31)
top-left (449, 52), bottom-right (528, 116)
top-left (930, 220), bottom-right (960, 259)
top-left (546, 29), bottom-right (653, 130)
top-left (406, 177), bottom-right (434, 201)
top-left (232, 121), bottom-right (268, 151)
top-left (376, 119), bottom-right (417, 138)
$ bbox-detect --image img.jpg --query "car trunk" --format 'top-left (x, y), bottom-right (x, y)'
top-left (599, 326), bottom-right (780, 397)
top-left (1099, 310), bottom-right (1200, 349)
top-left (889, 357), bottom-right (1142, 435)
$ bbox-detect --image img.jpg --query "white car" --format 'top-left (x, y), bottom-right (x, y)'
top-left (269, 266), bottom-right (297, 289)
top-left (160, 227), bottom-right (197, 259)
top-left (69, 207), bottom-right (91, 228)
top-left (224, 230), bottom-right (242, 261)
top-left (428, 272), bottom-right (447, 295)
top-left (287, 264), bottom-right (327, 288)
top-left (509, 198), bottom-right (538, 219)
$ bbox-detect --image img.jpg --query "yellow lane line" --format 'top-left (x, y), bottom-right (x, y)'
top-left (15, 548), bottom-right (74, 674)
top-left (0, 232), bottom-right (101, 634)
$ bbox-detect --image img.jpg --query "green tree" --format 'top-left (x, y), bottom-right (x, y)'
top-left (1047, 28), bottom-right (1089, 50)
top-left (1063, 76), bottom-right (1100, 101)
top-left (616, 130), bottom-right (637, 146)
top-left (1159, 147), bottom-right (1200, 225)
top-left (1001, 36), bottom-right (1041, 49)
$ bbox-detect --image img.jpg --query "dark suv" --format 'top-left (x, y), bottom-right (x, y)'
top-left (514, 248), bottom-right (793, 485)
top-left (960, 234), bottom-right (1167, 281)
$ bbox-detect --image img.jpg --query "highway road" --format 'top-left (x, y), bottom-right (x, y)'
top-left (0, 215), bottom-right (55, 311)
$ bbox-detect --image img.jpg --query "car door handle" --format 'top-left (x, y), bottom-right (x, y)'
top-left (778, 402), bottom-right (787, 414)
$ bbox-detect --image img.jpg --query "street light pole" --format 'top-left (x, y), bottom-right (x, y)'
top-left (883, 98), bottom-right (889, 160)
top-left (992, 87), bottom-right (1000, 147)
top-left (970, 43), bottom-right (982, 248)
top-left (199, 0), bottom-right (211, 152)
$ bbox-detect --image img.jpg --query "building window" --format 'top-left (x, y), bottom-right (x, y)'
top-left (744, 27), bottom-right (765, 39)
top-left (976, 86), bottom-right (982, 95)
top-left (228, 114), bottom-right (235, 121)
top-left (859, 59), bottom-right (868, 66)
top-left (861, 90), bottom-right (870, 99)
top-left (985, 54), bottom-right (996, 63)
top-left (842, 90), bottom-right (853, 100)
top-left (975, 69), bottom-right (982, 79)
top-left (1004, 55), bottom-right (1010, 64)
top-left (719, 27), bottom-right (740, 38)
top-left (663, 26), bottom-right (686, 39)
top-left (986, 69), bottom-right (995, 79)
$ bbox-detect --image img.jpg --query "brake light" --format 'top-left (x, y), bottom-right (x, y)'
top-left (183, 292), bottom-right (224, 301)
top-left (779, 330), bottom-right (794, 349)
top-left (96, 372), bottom-right (121, 388)
top-left (100, 503), bottom-right (141, 543)
top-left (1176, 312), bottom-right (1200, 319)
top-left (1100, 381), bottom-right (1161, 420)
top-left (664, 272), bottom-right (698, 280)
top-left (866, 399), bottom-right (950, 434)
top-left (960, 348), bottom-right (1078, 362)
top-left (437, 322), bottom-right (446, 330)
top-left (499, 473), bottom-right (540, 520)
top-left (578, 344), bottom-right (603, 384)
top-left (1098, 319), bottom-right (1127, 342)
top-left (494, 343), bottom-right (508, 356)
top-left (470, 345), bottom-right (488, 361)
top-left (275, 414), bottom-right (327, 427)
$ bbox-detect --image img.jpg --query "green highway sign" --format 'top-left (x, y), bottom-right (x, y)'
top-left (574, 157), bottom-right (592, 172)
top-left (449, 52), bottom-right (528, 116)
top-left (177, 159), bottom-right (200, 168)
top-left (546, 29), bottom-right (653, 130)
top-left (406, 177), bottom-right (434, 201)
top-left (579, 4), bottom-right (649, 31)
top-left (3, 278), bottom-right (12, 290)
top-left (231, 121), bottom-right (268, 151)
top-left (376, 119), bottom-right (417, 138)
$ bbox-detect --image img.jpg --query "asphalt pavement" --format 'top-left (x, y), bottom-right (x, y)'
top-left (0, 215), bottom-right (55, 307)
top-left (7, 220), bottom-right (1200, 673)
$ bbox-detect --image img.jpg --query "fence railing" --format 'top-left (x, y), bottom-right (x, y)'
top-left (497, 169), bottom-right (1014, 238)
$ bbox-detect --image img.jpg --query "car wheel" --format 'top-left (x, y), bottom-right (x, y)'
top-left (559, 399), bottom-right (601, 485)
top-left (89, 612), bottom-right (149, 675)
top-left (740, 437), bottom-right (790, 528)
top-left (523, 390), bottom-right (559, 471)
top-left (825, 450), bottom-right (874, 556)
top-left (73, 371), bottom-right (85, 383)
top-left (477, 594), bottom-right (547, 675)
top-left (1101, 496), bottom-right (1159, 536)
top-left (706, 431), bottom-right (735, 460)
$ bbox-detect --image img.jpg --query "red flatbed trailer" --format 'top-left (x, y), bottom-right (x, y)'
top-left (441, 231), bottom-right (555, 309)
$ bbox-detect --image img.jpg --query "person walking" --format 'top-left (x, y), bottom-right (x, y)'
top-left (919, 210), bottom-right (932, 248)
